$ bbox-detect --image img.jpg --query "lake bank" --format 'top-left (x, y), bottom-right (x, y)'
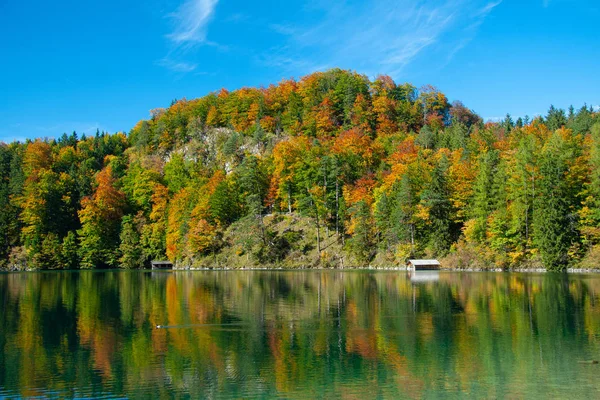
top-left (5, 264), bottom-right (600, 273)
top-left (167, 264), bottom-right (600, 273)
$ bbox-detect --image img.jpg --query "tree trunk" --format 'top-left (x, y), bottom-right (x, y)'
top-left (315, 206), bottom-right (321, 254)
top-left (324, 169), bottom-right (329, 237)
top-left (307, 187), bottom-right (321, 255)
top-left (335, 180), bottom-right (339, 237)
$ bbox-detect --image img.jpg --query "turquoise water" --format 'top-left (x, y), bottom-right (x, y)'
top-left (1, 270), bottom-right (600, 398)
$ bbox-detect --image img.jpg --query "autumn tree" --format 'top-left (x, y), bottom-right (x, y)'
top-left (140, 183), bottom-right (169, 261)
top-left (450, 101), bottom-right (482, 128)
top-left (78, 166), bottom-right (126, 269)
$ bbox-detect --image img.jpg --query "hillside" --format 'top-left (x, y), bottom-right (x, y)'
top-left (1, 68), bottom-right (599, 271)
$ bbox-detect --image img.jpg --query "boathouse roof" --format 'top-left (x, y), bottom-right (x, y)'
top-left (408, 259), bottom-right (441, 266)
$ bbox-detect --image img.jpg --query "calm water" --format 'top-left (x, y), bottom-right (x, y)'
top-left (1, 270), bottom-right (600, 399)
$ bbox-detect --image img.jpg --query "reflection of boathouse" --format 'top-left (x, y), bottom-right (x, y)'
top-left (407, 259), bottom-right (441, 270)
top-left (409, 270), bottom-right (440, 284)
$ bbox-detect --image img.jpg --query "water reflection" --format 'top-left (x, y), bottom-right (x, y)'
top-left (409, 270), bottom-right (440, 283)
top-left (1, 270), bottom-right (600, 398)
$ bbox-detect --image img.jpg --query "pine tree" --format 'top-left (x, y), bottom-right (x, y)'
top-left (447, 123), bottom-right (468, 151)
top-left (487, 160), bottom-right (513, 260)
top-left (502, 114), bottom-right (514, 133)
top-left (61, 231), bottom-right (79, 270)
top-left (237, 156), bottom-right (269, 250)
top-left (533, 132), bottom-right (576, 271)
top-left (119, 215), bottom-right (144, 269)
top-left (516, 117), bottom-right (524, 128)
top-left (348, 200), bottom-right (374, 263)
top-left (470, 150), bottom-right (499, 243)
top-left (0, 145), bottom-right (11, 264)
top-left (546, 105), bottom-right (567, 131)
top-left (568, 105), bottom-right (594, 135)
top-left (579, 123), bottom-right (600, 247)
top-left (390, 174), bottom-right (418, 250)
top-left (36, 233), bottom-right (62, 270)
top-left (374, 191), bottom-right (391, 249)
top-left (421, 155), bottom-right (453, 255)
top-left (508, 133), bottom-right (538, 254)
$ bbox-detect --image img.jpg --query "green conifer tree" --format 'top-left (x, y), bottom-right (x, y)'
top-left (119, 215), bottom-right (144, 269)
top-left (421, 156), bottom-right (453, 255)
top-left (348, 200), bottom-right (374, 263)
top-left (533, 132), bottom-right (575, 271)
top-left (390, 174), bottom-right (418, 250)
top-left (61, 231), bottom-right (79, 270)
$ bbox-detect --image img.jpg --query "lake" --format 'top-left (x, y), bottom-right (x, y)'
top-left (1, 270), bottom-right (600, 398)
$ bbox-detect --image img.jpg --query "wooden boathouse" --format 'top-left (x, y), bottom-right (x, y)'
top-left (151, 260), bottom-right (173, 270)
top-left (407, 259), bottom-right (441, 270)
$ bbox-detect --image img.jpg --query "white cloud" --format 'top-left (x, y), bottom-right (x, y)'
top-left (441, 1), bottom-right (502, 66)
top-left (166, 0), bottom-right (219, 46)
top-left (156, 58), bottom-right (198, 73)
top-left (259, 0), bottom-right (502, 77)
top-left (478, 0), bottom-right (503, 16)
top-left (158, 0), bottom-right (219, 74)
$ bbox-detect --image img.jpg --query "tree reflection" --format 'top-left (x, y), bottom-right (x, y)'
top-left (1, 271), bottom-right (600, 398)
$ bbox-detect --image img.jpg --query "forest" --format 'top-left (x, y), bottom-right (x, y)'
top-left (1, 68), bottom-right (599, 272)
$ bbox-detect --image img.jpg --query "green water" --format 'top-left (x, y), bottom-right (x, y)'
top-left (1, 270), bottom-right (600, 398)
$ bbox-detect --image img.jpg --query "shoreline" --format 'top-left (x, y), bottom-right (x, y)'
top-left (4, 266), bottom-right (600, 273)
top-left (164, 266), bottom-right (600, 274)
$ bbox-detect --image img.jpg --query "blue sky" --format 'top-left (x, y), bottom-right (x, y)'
top-left (0, 0), bottom-right (598, 142)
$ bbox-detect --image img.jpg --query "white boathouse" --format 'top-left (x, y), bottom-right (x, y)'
top-left (407, 259), bottom-right (441, 270)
